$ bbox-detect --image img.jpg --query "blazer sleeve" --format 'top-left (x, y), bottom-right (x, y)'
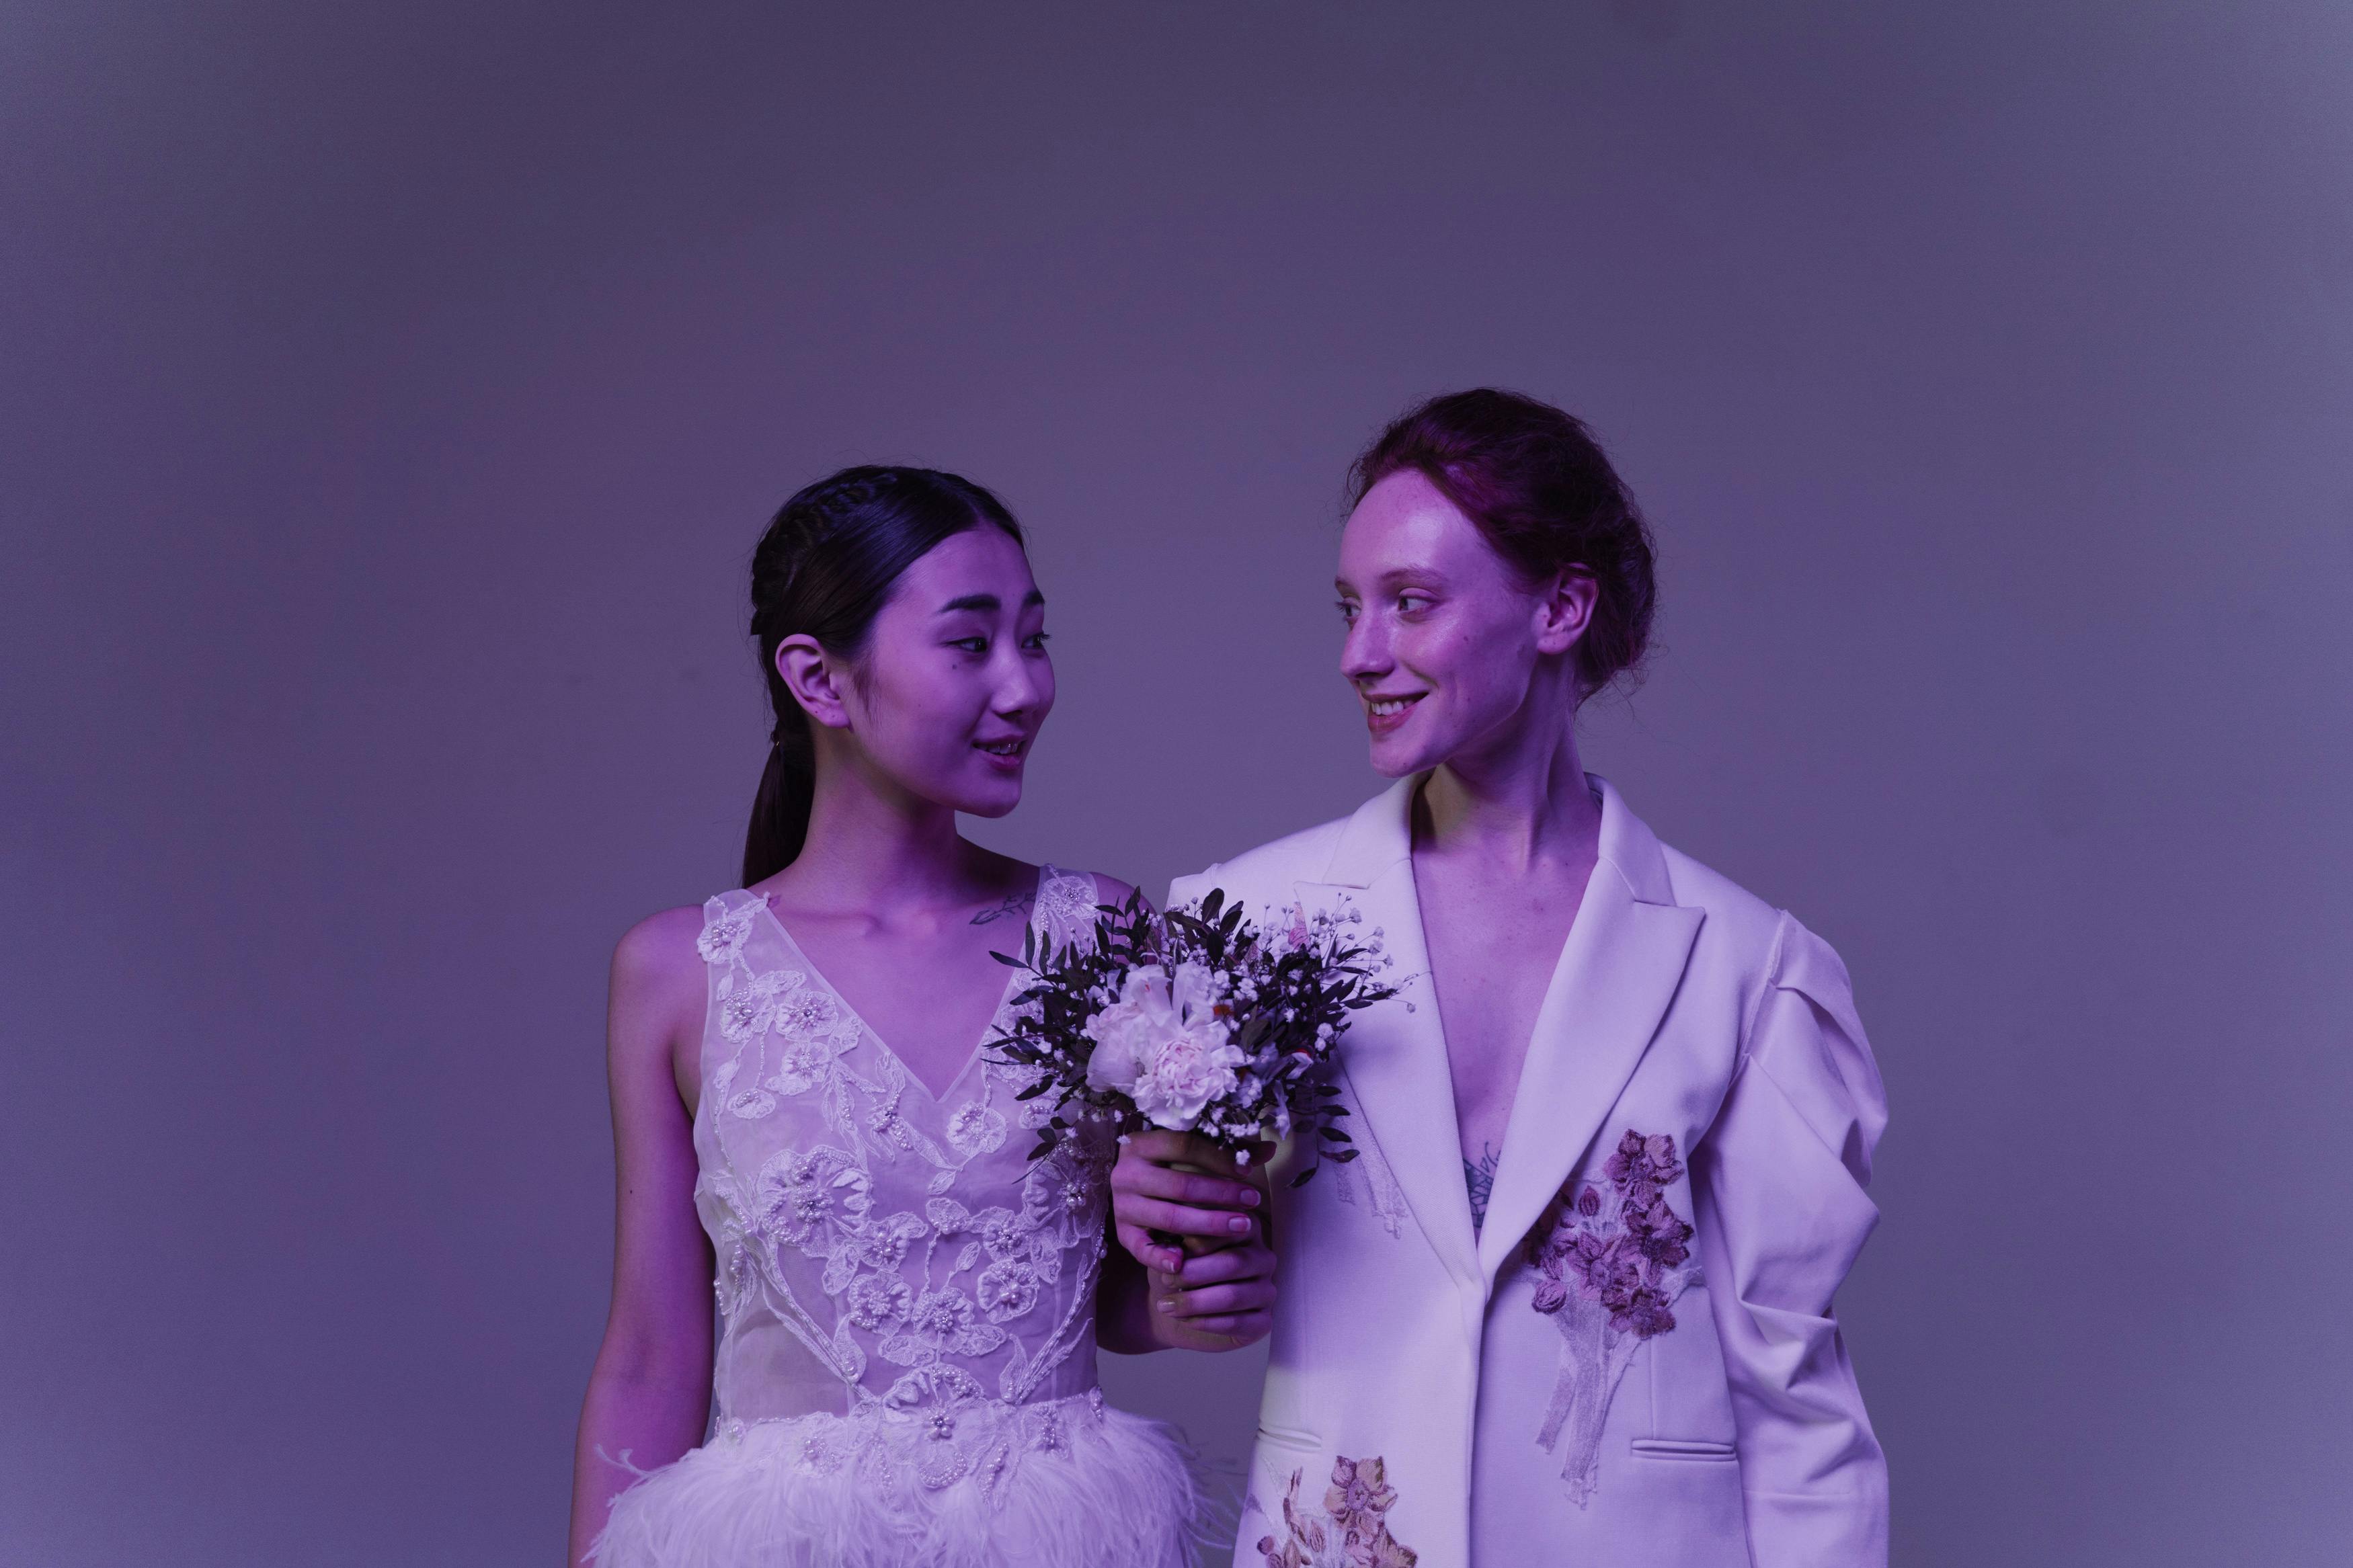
top-left (1691, 911), bottom-right (1890, 1567)
top-left (1164, 864), bottom-right (1218, 912)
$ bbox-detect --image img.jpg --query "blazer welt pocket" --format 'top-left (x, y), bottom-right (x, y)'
top-left (1629, 1438), bottom-right (1739, 1462)
top-left (1257, 1423), bottom-right (1324, 1453)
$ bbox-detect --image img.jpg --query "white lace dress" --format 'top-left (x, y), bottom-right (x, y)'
top-left (589, 868), bottom-right (1201, 1568)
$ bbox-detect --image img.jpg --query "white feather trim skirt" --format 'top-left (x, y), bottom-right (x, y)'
top-left (588, 1389), bottom-right (1205, 1568)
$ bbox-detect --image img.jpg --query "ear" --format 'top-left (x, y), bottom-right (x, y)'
top-left (1533, 567), bottom-right (1599, 658)
top-left (776, 635), bottom-right (854, 731)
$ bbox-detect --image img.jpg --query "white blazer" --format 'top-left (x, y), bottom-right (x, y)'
top-left (1172, 776), bottom-right (1888, 1568)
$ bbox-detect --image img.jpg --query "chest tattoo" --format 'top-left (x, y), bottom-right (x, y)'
top-left (1465, 1141), bottom-right (1501, 1232)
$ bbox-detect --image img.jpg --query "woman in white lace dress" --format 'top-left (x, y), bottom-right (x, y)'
top-left (568, 467), bottom-right (1277, 1567)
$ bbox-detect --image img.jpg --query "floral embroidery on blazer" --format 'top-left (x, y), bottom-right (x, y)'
top-left (1525, 1130), bottom-right (1703, 1503)
top-left (1256, 1454), bottom-right (1418, 1568)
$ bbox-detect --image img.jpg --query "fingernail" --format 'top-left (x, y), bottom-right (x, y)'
top-left (1228, 1215), bottom-right (1252, 1234)
top-left (1242, 1190), bottom-right (1261, 1206)
top-left (1157, 1298), bottom-right (1174, 1313)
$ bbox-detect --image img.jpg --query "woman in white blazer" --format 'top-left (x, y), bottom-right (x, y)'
top-left (1111, 390), bottom-right (1888, 1567)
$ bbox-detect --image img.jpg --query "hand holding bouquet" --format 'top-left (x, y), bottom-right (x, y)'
top-left (988, 889), bottom-right (1398, 1180)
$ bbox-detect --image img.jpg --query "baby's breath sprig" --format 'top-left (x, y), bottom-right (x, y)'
top-left (987, 889), bottom-right (1398, 1185)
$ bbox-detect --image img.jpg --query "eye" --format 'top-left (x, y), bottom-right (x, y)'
top-left (1335, 600), bottom-right (1359, 623)
top-left (1396, 593), bottom-right (1433, 616)
top-left (950, 636), bottom-right (989, 654)
top-left (1023, 631), bottom-right (1051, 651)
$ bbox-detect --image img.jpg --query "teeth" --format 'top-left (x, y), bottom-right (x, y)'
top-left (1367, 697), bottom-right (1419, 716)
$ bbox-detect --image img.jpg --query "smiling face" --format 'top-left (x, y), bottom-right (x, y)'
top-left (783, 524), bottom-right (1053, 819)
top-left (1337, 469), bottom-right (1587, 778)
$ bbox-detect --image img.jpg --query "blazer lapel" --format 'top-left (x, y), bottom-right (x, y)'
top-left (1474, 780), bottom-right (1705, 1285)
top-left (1294, 778), bottom-right (1482, 1287)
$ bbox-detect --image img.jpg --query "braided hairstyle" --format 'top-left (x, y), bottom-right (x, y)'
top-left (742, 466), bottom-right (1027, 883)
top-left (1349, 389), bottom-right (1658, 701)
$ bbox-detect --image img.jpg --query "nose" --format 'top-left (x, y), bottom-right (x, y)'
top-left (1341, 611), bottom-right (1390, 685)
top-left (993, 645), bottom-right (1051, 719)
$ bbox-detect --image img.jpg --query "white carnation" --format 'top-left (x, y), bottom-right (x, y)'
top-left (1083, 961), bottom-right (1246, 1131)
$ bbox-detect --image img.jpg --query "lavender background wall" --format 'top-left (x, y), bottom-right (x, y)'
top-left (5, 3), bottom-right (2350, 1563)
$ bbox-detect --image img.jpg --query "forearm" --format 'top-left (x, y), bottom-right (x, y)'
top-left (565, 1351), bottom-right (711, 1563)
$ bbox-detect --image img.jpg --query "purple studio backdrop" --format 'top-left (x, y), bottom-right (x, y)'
top-left (4, 3), bottom-right (2350, 1564)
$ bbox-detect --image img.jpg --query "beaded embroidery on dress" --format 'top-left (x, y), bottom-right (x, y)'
top-left (590, 868), bottom-right (1203, 1568)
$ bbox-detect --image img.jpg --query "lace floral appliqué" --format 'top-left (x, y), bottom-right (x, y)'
top-left (1525, 1129), bottom-right (1701, 1504)
top-left (684, 878), bottom-right (1117, 1489)
top-left (1256, 1453), bottom-right (1417, 1568)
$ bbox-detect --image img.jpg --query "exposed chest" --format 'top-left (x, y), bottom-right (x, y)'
top-left (781, 919), bottom-right (1023, 1099)
top-left (1414, 858), bottom-right (1590, 1158)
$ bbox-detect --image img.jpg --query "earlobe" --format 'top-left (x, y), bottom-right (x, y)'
top-left (776, 636), bottom-right (853, 730)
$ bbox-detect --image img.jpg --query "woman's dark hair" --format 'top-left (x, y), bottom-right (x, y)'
top-left (1349, 388), bottom-right (1657, 699)
top-left (741, 465), bottom-right (1026, 884)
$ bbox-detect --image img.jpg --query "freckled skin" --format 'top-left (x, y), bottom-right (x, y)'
top-left (1115, 469), bottom-right (1609, 1270)
top-left (1336, 470), bottom-right (1603, 1189)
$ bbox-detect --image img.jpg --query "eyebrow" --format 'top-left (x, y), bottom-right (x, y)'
top-left (1334, 569), bottom-right (1445, 593)
top-left (939, 590), bottom-right (1045, 614)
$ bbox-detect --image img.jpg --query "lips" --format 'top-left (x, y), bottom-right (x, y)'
top-left (975, 735), bottom-right (1029, 769)
top-left (1361, 691), bottom-right (1425, 737)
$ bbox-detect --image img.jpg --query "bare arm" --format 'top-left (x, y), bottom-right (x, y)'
top-left (566, 910), bottom-right (717, 1564)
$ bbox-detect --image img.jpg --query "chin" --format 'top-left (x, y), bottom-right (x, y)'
top-left (1366, 730), bottom-right (1444, 780)
top-left (948, 775), bottom-right (1025, 818)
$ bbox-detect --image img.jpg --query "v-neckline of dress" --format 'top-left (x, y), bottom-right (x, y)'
top-left (752, 866), bottom-right (1043, 1106)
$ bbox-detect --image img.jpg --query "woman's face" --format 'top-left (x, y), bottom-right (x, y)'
top-left (1336, 469), bottom-right (1573, 779)
top-left (790, 525), bottom-right (1054, 819)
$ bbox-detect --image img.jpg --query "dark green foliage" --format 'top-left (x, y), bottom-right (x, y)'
top-left (982, 889), bottom-right (1401, 1182)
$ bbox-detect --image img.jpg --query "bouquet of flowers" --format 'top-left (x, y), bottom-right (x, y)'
top-left (987, 889), bottom-right (1398, 1184)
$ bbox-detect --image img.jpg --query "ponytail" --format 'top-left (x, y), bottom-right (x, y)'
top-left (736, 466), bottom-right (1025, 884)
top-left (741, 721), bottom-right (816, 886)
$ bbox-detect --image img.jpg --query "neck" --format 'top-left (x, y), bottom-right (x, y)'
top-left (785, 743), bottom-right (978, 913)
top-left (1414, 677), bottom-right (1599, 872)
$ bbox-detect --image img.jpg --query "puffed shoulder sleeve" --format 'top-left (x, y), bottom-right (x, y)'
top-left (1164, 862), bottom-right (1222, 911)
top-left (1691, 911), bottom-right (1890, 1567)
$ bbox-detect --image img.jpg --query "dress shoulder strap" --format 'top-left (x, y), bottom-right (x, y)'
top-left (1033, 865), bottom-right (1103, 954)
top-left (695, 889), bottom-right (768, 970)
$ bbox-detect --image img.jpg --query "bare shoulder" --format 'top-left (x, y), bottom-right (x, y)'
top-left (610, 904), bottom-right (709, 1049)
top-left (614, 903), bottom-right (707, 984)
